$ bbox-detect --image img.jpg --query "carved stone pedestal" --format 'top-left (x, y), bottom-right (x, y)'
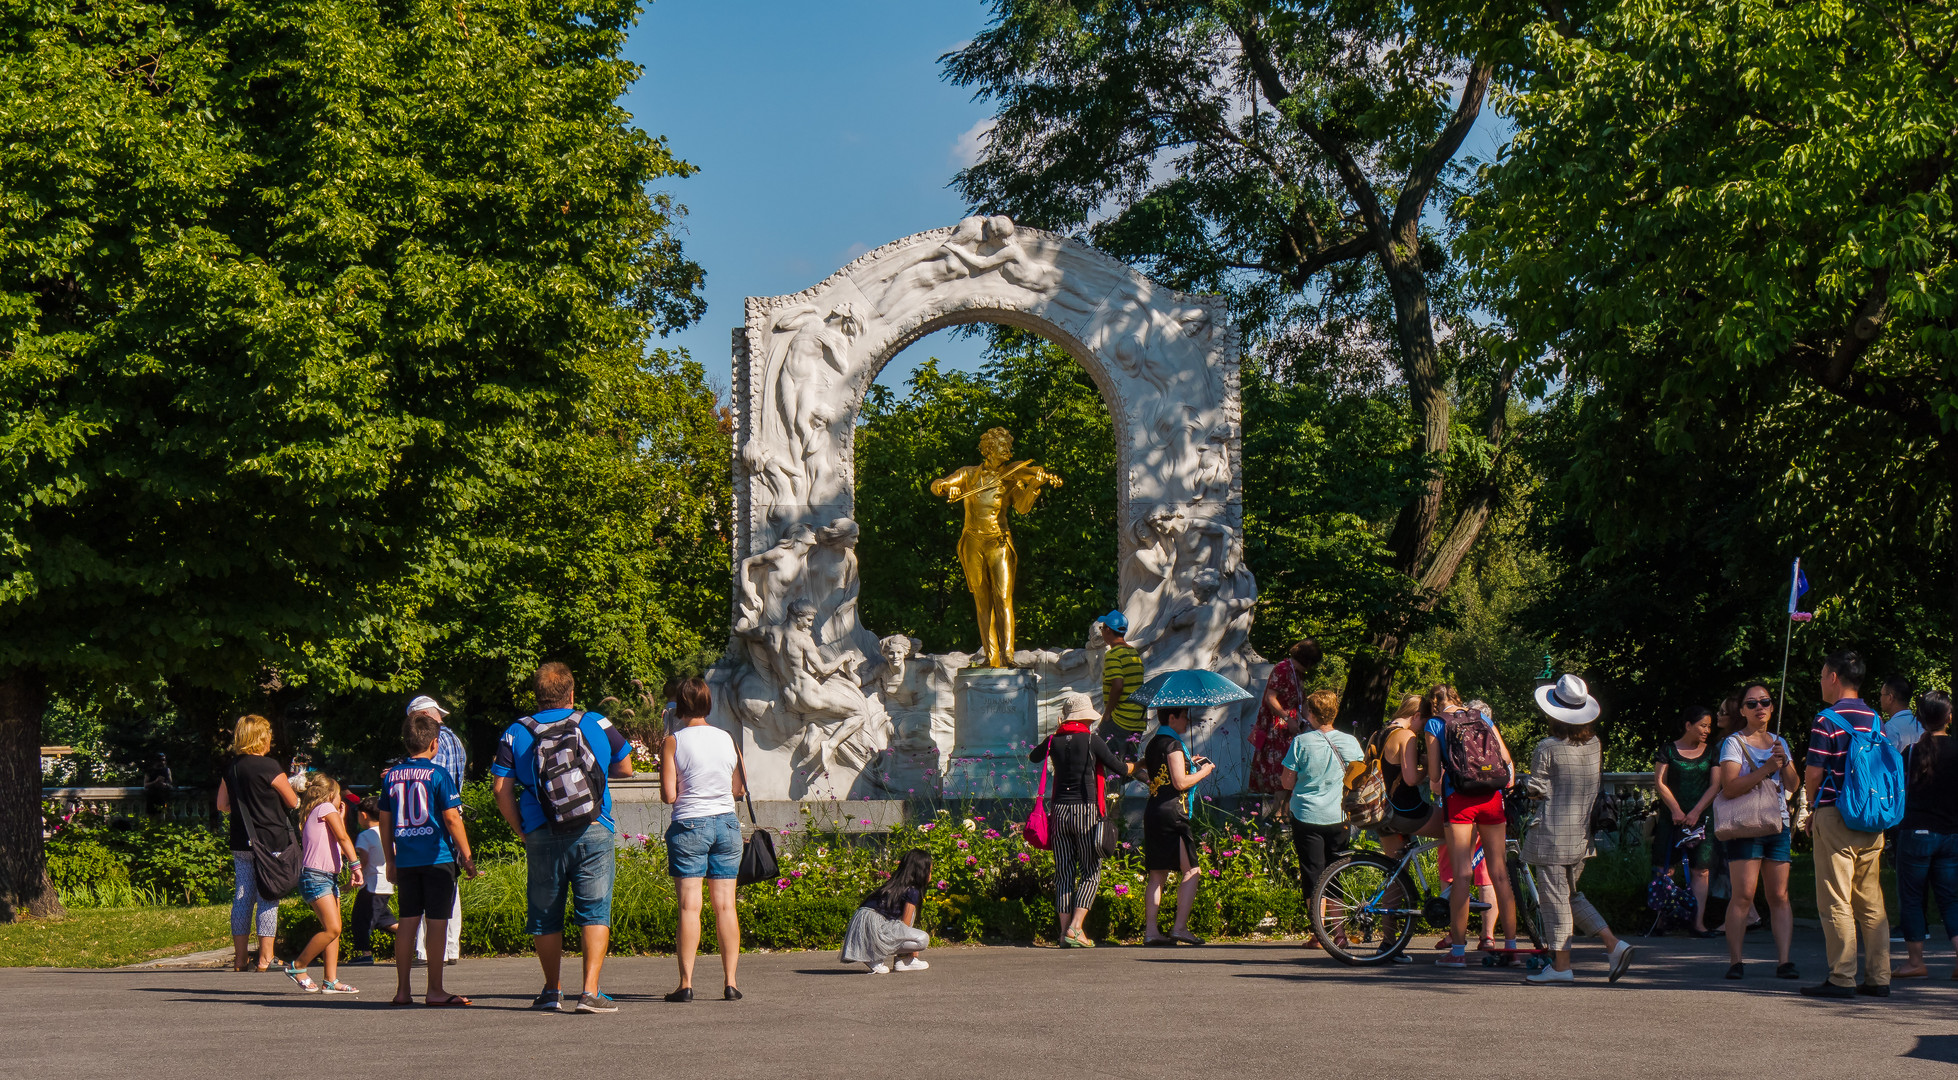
top-left (942, 668), bottom-right (1039, 798)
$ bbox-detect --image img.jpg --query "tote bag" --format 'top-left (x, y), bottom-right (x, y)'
top-left (733, 746), bottom-right (779, 887)
top-left (236, 789), bottom-right (301, 900)
top-left (1711, 735), bottom-right (1787, 841)
top-left (1022, 735), bottom-right (1053, 850)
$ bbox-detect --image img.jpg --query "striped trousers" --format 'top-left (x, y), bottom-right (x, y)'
top-left (1051, 803), bottom-right (1105, 914)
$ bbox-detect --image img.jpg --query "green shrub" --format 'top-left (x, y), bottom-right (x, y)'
top-left (126, 823), bottom-right (233, 904)
top-left (46, 839), bottom-right (129, 894)
top-left (459, 779), bottom-right (522, 864)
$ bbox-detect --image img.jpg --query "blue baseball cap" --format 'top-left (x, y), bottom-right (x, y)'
top-left (1098, 610), bottom-right (1128, 634)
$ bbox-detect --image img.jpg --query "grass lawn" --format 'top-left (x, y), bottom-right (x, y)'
top-left (0, 905), bottom-right (232, 969)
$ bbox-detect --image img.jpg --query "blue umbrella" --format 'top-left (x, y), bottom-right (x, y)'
top-left (1126, 669), bottom-right (1253, 709)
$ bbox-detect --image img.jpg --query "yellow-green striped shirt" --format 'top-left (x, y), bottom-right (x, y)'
top-left (1102, 645), bottom-right (1146, 732)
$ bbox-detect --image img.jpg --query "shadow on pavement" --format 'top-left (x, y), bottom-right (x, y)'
top-left (1904, 1035), bottom-right (1958, 1064)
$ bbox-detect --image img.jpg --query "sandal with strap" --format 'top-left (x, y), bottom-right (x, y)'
top-left (283, 966), bottom-right (319, 993)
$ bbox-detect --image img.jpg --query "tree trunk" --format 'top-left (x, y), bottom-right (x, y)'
top-left (1340, 252), bottom-right (1454, 732)
top-left (0, 669), bottom-right (62, 922)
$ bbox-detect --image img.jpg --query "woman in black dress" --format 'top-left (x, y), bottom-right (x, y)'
top-left (1141, 706), bottom-right (1214, 946)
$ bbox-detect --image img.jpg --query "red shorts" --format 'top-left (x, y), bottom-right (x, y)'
top-left (1444, 789), bottom-right (1506, 826)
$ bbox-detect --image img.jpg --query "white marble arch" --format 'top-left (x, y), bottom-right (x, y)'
top-left (716, 216), bottom-right (1264, 799)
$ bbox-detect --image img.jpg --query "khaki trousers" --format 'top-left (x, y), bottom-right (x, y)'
top-left (1526, 860), bottom-right (1607, 951)
top-left (1811, 806), bottom-right (1890, 987)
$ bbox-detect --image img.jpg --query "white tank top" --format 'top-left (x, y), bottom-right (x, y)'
top-left (670, 724), bottom-right (738, 821)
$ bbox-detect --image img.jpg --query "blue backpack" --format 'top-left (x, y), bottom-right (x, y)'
top-left (1821, 707), bottom-right (1906, 833)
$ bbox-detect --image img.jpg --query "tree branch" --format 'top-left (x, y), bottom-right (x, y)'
top-left (1231, 19), bottom-right (1390, 243)
top-left (1391, 58), bottom-right (1494, 238)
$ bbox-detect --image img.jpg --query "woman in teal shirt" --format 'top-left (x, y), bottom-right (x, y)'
top-left (1279, 688), bottom-right (1364, 946)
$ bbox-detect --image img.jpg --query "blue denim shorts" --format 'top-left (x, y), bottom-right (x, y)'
top-left (1723, 825), bottom-right (1793, 864)
top-left (666, 812), bottom-right (742, 880)
top-left (523, 822), bottom-right (617, 936)
top-left (298, 867), bottom-right (340, 903)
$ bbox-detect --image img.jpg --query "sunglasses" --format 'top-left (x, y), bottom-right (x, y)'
top-left (1743, 698), bottom-right (1773, 709)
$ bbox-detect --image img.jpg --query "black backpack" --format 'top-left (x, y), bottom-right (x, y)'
top-left (520, 712), bottom-right (606, 833)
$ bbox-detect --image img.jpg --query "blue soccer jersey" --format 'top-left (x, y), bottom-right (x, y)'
top-left (381, 757), bottom-right (461, 868)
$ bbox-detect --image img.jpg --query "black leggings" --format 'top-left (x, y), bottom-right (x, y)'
top-left (1292, 820), bottom-right (1351, 901)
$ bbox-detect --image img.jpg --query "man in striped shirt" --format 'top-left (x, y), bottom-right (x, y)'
top-left (1800, 649), bottom-right (1891, 999)
top-left (1096, 611), bottom-right (1146, 857)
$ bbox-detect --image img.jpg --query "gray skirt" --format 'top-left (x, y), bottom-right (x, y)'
top-left (840, 905), bottom-right (930, 966)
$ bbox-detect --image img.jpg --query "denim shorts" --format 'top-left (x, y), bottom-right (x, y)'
top-left (666, 812), bottom-right (742, 880)
top-left (298, 868), bottom-right (340, 903)
top-left (1723, 825), bottom-right (1793, 864)
top-left (523, 822), bottom-right (618, 936)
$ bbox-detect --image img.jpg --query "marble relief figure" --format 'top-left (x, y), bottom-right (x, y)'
top-left (714, 218), bottom-right (1262, 800)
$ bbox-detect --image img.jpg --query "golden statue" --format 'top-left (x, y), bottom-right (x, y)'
top-left (930, 427), bottom-right (1062, 668)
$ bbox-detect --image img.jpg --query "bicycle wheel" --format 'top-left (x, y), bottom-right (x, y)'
top-left (1506, 855), bottom-right (1546, 949)
top-left (1310, 853), bottom-right (1419, 966)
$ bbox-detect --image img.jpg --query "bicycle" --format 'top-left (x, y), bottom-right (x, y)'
top-left (1308, 793), bottom-right (1548, 967)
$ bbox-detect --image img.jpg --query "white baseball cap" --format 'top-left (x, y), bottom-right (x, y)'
top-left (406, 694), bottom-right (449, 718)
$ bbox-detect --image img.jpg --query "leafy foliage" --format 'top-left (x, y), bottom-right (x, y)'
top-left (0, 0), bottom-right (712, 700)
top-left (1463, 0), bottom-right (1958, 686)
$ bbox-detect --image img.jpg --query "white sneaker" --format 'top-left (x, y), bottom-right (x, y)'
top-left (1524, 966), bottom-right (1575, 985)
top-left (1607, 941), bottom-right (1636, 983)
top-left (895, 957), bottom-right (929, 972)
top-left (865, 962), bottom-right (890, 975)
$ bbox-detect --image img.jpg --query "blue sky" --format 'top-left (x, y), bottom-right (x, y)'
top-left (629, 0), bottom-right (998, 391)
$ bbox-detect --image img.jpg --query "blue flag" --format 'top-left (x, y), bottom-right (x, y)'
top-left (1788, 558), bottom-right (1811, 621)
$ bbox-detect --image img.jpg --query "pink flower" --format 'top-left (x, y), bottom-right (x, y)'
top-left (965, 855), bottom-right (977, 866)
top-left (984, 829), bottom-right (1001, 839)
top-left (957, 839), bottom-right (969, 849)
top-left (1114, 884), bottom-right (1130, 897)
top-left (861, 818), bottom-right (872, 826)
top-left (1017, 852), bottom-right (1031, 863)
top-left (1253, 836), bottom-right (1266, 843)
top-left (919, 823), bottom-right (934, 832)
top-left (935, 879), bottom-right (949, 891)
top-left (775, 878), bottom-right (790, 889)
top-left (1209, 869), bottom-right (1221, 878)
top-left (974, 816), bottom-right (986, 822)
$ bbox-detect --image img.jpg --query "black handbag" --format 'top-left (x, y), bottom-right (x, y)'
top-left (236, 770), bottom-right (302, 900)
top-left (733, 745), bottom-right (778, 887)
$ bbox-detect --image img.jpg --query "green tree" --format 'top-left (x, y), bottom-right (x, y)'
top-left (945, 0), bottom-right (1519, 722)
top-left (0, 0), bottom-right (707, 918)
top-left (1464, 0), bottom-right (1958, 670)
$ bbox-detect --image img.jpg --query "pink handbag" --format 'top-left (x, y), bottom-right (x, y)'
top-left (1022, 735), bottom-right (1053, 850)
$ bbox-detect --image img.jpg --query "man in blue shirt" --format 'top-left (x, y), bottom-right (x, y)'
top-left (1801, 649), bottom-right (1891, 999)
top-left (380, 711), bottom-right (477, 1006)
top-left (407, 694), bottom-right (464, 965)
top-left (492, 661), bottom-right (633, 1014)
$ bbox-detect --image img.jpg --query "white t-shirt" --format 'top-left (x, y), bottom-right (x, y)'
top-left (354, 825), bottom-right (393, 895)
top-left (1885, 709), bottom-right (1924, 755)
top-left (670, 724), bottom-right (738, 821)
top-left (1719, 733), bottom-right (1791, 826)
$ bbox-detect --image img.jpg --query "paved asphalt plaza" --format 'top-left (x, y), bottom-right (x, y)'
top-left (10, 935), bottom-right (1956, 1079)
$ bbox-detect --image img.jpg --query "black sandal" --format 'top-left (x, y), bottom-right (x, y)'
top-left (724, 986), bottom-right (742, 1001)
top-left (1776, 962), bottom-right (1800, 979)
top-left (1725, 962), bottom-right (1744, 980)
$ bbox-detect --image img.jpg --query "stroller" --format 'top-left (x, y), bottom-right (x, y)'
top-left (1644, 824), bottom-right (1705, 936)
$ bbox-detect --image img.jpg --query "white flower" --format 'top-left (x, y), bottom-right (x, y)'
top-left (962, 818), bottom-right (977, 831)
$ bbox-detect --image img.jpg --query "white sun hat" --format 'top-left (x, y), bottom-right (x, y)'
top-left (1533, 673), bottom-right (1601, 725)
top-left (1059, 691), bottom-right (1100, 723)
top-left (405, 694), bottom-right (449, 718)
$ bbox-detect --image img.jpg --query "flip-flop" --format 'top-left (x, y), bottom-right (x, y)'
top-left (425, 995), bottom-right (473, 1007)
